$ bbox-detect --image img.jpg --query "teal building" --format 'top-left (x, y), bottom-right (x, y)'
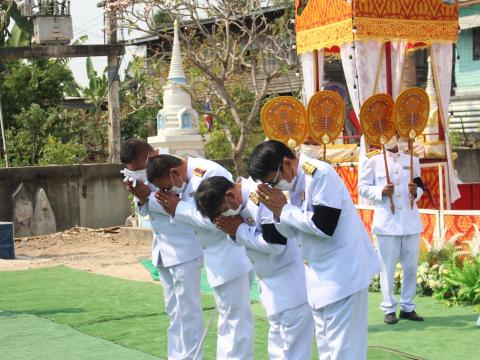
top-left (450, 1), bottom-right (480, 137)
top-left (456, 3), bottom-right (480, 96)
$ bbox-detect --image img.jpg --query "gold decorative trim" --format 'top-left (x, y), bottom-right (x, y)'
top-left (296, 19), bottom-right (353, 54)
top-left (326, 144), bottom-right (358, 149)
top-left (354, 18), bottom-right (458, 43)
top-left (424, 140), bottom-right (446, 146)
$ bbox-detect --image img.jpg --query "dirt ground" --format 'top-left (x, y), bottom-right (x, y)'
top-left (0, 227), bottom-right (155, 283)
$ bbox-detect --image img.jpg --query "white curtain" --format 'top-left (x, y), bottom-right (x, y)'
top-left (341, 40), bottom-right (406, 204)
top-left (341, 40), bottom-right (407, 117)
top-left (300, 50), bottom-right (325, 105)
top-left (430, 43), bottom-right (461, 203)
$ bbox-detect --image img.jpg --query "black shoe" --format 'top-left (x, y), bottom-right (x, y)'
top-left (399, 310), bottom-right (424, 321)
top-left (384, 312), bottom-right (398, 325)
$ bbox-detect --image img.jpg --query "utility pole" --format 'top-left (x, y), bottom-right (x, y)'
top-left (105, 0), bottom-right (121, 163)
top-left (0, 99), bottom-right (9, 167)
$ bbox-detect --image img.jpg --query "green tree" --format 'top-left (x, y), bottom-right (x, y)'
top-left (203, 86), bottom-right (267, 171)
top-left (9, 104), bottom-right (63, 164)
top-left (0, 59), bottom-right (77, 128)
top-left (39, 136), bottom-right (87, 166)
top-left (120, 56), bottom-right (162, 140)
top-left (78, 57), bottom-right (110, 162)
top-left (0, 0), bottom-right (32, 47)
top-left (1, 128), bottom-right (36, 167)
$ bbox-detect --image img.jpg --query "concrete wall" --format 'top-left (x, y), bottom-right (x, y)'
top-left (455, 148), bottom-right (480, 183)
top-left (0, 164), bottom-right (131, 231)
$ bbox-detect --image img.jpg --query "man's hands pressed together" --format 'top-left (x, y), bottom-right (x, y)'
top-left (256, 184), bottom-right (288, 220)
top-left (155, 191), bottom-right (181, 216)
top-left (215, 216), bottom-right (244, 237)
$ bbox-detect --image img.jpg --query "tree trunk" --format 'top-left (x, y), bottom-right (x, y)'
top-left (233, 151), bottom-right (247, 178)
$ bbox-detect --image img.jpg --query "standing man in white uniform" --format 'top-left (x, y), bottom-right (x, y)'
top-left (358, 138), bottom-right (425, 325)
top-left (195, 175), bottom-right (314, 360)
top-left (146, 155), bottom-right (254, 360)
top-left (120, 140), bottom-right (204, 359)
top-left (247, 140), bottom-right (380, 360)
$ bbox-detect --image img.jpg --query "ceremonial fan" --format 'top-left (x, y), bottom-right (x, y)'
top-left (394, 87), bottom-right (430, 209)
top-left (260, 96), bottom-right (308, 149)
top-left (307, 90), bottom-right (345, 160)
top-left (360, 93), bottom-right (396, 214)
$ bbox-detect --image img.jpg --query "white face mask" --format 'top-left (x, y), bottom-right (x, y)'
top-left (221, 197), bottom-right (242, 217)
top-left (169, 173), bottom-right (187, 194)
top-left (384, 138), bottom-right (398, 150)
top-left (275, 177), bottom-right (296, 191)
top-left (271, 164), bottom-right (296, 191)
top-left (132, 169), bottom-right (148, 184)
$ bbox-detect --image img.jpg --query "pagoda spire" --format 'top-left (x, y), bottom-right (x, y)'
top-left (168, 19), bottom-right (187, 84)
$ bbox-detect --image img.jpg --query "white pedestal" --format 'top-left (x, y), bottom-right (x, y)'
top-left (148, 133), bottom-right (208, 158)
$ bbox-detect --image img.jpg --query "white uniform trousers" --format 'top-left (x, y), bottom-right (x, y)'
top-left (157, 257), bottom-right (204, 360)
top-left (376, 234), bottom-right (420, 314)
top-left (313, 288), bottom-right (369, 360)
top-left (267, 303), bottom-right (314, 360)
top-left (212, 272), bottom-right (254, 360)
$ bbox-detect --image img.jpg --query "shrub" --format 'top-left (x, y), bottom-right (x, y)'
top-left (434, 256), bottom-right (480, 306)
top-left (38, 136), bottom-right (87, 166)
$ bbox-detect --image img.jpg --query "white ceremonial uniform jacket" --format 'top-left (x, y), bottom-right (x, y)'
top-left (173, 157), bottom-right (253, 288)
top-left (136, 183), bottom-right (202, 268)
top-left (276, 154), bottom-right (380, 309)
top-left (233, 177), bottom-right (308, 317)
top-left (358, 150), bottom-right (424, 236)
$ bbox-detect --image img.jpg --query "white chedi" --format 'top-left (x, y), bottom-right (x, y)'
top-left (156, 19), bottom-right (199, 136)
top-left (148, 19), bottom-right (206, 158)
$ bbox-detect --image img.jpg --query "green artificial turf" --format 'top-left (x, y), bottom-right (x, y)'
top-left (0, 310), bottom-right (160, 360)
top-left (140, 258), bottom-right (261, 301)
top-left (0, 266), bottom-right (478, 360)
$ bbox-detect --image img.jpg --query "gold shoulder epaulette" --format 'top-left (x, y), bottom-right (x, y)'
top-left (367, 150), bottom-right (381, 158)
top-left (302, 162), bottom-right (317, 176)
top-left (404, 149), bottom-right (419, 157)
top-left (193, 167), bottom-right (206, 177)
top-left (249, 192), bottom-right (260, 206)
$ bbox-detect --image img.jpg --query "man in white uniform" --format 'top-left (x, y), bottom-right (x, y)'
top-left (120, 140), bottom-right (204, 359)
top-left (146, 155), bottom-right (254, 360)
top-left (195, 175), bottom-right (314, 360)
top-left (247, 140), bottom-right (380, 360)
top-left (358, 137), bottom-right (425, 325)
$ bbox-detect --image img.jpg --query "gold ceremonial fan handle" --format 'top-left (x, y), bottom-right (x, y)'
top-left (261, 96), bottom-right (308, 149)
top-left (307, 90), bottom-right (345, 160)
top-left (394, 87), bottom-right (429, 209)
top-left (360, 93), bottom-right (396, 214)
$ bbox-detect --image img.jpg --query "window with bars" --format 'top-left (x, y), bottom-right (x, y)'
top-left (473, 27), bottom-right (480, 61)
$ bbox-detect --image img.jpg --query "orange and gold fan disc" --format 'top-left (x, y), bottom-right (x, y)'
top-left (360, 93), bottom-right (396, 146)
top-left (261, 96), bottom-right (307, 149)
top-left (394, 87), bottom-right (430, 140)
top-left (307, 90), bottom-right (345, 145)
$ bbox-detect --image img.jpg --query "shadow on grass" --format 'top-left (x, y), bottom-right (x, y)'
top-left (369, 314), bottom-right (478, 333)
top-left (11, 308), bottom-right (86, 316)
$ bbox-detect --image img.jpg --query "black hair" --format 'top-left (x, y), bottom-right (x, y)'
top-left (120, 139), bottom-right (153, 165)
top-left (195, 176), bottom-right (235, 220)
top-left (247, 140), bottom-right (295, 181)
top-left (146, 155), bottom-right (183, 183)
